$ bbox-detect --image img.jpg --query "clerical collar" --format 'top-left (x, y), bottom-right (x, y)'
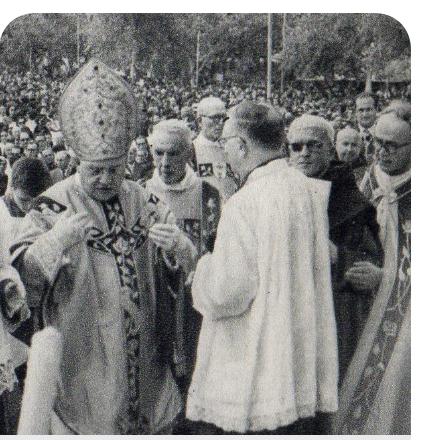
top-left (151, 164), bottom-right (198, 192)
top-left (239, 157), bottom-right (286, 190)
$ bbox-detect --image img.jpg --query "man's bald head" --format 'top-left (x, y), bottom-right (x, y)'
top-left (197, 96), bottom-right (227, 142)
top-left (226, 100), bottom-right (285, 150)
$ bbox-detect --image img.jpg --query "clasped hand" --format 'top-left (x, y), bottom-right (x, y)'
top-left (344, 261), bottom-right (383, 291)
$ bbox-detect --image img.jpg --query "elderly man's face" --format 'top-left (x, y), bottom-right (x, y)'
top-left (356, 97), bottom-right (376, 129)
top-left (79, 158), bottom-right (126, 201)
top-left (42, 148), bottom-right (55, 166)
top-left (336, 133), bottom-right (362, 164)
top-left (151, 138), bottom-right (190, 185)
top-left (288, 129), bottom-right (332, 177)
top-left (375, 119), bottom-right (410, 176)
top-left (0, 132), bottom-right (7, 142)
top-left (201, 111), bottom-right (226, 142)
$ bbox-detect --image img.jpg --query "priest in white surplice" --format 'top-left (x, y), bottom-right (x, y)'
top-left (186, 101), bottom-right (339, 434)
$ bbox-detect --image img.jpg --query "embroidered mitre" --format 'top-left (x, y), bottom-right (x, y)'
top-left (59, 59), bottom-right (138, 161)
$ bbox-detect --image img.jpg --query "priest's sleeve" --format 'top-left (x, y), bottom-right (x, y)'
top-left (191, 201), bottom-right (257, 320)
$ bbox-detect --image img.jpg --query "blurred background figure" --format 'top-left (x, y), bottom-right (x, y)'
top-left (55, 150), bottom-right (70, 176)
top-left (355, 93), bottom-right (377, 164)
top-left (132, 137), bottom-right (154, 184)
top-left (335, 127), bottom-right (365, 184)
top-left (41, 146), bottom-right (63, 183)
top-left (0, 157), bottom-right (7, 196)
top-left (24, 142), bottom-right (38, 159)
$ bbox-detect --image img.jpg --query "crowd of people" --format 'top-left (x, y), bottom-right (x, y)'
top-left (0, 58), bottom-right (410, 435)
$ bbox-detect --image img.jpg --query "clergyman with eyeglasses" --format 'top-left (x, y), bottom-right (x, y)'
top-left (287, 114), bottom-right (384, 392)
top-left (333, 104), bottom-right (411, 435)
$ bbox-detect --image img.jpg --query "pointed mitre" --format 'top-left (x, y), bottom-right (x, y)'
top-left (59, 59), bottom-right (138, 162)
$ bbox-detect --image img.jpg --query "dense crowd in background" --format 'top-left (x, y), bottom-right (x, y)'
top-left (0, 63), bottom-right (411, 195)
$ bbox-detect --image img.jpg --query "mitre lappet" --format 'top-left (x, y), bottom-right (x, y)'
top-left (59, 59), bottom-right (138, 161)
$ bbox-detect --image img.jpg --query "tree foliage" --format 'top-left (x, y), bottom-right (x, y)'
top-left (0, 13), bottom-right (410, 84)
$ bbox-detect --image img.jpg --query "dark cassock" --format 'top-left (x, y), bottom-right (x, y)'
top-left (321, 160), bottom-right (384, 383)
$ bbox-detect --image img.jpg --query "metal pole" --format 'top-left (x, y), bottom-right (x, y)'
top-left (267, 13), bottom-right (273, 101)
top-left (76, 15), bottom-right (80, 68)
top-left (196, 29), bottom-right (201, 88)
top-left (280, 13), bottom-right (287, 94)
top-left (29, 46), bottom-right (32, 72)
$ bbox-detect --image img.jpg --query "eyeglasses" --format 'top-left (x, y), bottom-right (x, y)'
top-left (218, 135), bottom-right (246, 149)
top-left (202, 114), bottom-right (228, 123)
top-left (288, 140), bottom-right (325, 153)
top-left (374, 138), bottom-right (410, 154)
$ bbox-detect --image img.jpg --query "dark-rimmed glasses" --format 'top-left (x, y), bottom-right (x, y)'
top-left (288, 140), bottom-right (324, 153)
top-left (374, 138), bottom-right (410, 154)
top-left (202, 114), bottom-right (228, 123)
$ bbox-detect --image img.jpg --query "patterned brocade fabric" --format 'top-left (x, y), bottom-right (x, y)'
top-left (86, 196), bottom-right (146, 434)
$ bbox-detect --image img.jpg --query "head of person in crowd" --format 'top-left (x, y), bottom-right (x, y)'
top-left (197, 96), bottom-right (227, 142)
top-left (3, 142), bottom-right (14, 161)
top-left (24, 141), bottom-right (39, 159)
top-left (381, 99), bottom-right (411, 124)
top-left (287, 114), bottom-right (334, 178)
top-left (55, 150), bottom-right (70, 173)
top-left (355, 92), bottom-right (377, 129)
top-left (148, 119), bottom-right (192, 185)
top-left (219, 100), bottom-right (285, 182)
top-left (59, 59), bottom-right (137, 202)
top-left (11, 125), bottom-right (21, 140)
top-left (0, 130), bottom-right (8, 143)
top-left (335, 127), bottom-right (362, 164)
top-left (9, 146), bottom-right (22, 167)
top-left (127, 143), bottom-right (137, 165)
top-left (41, 146), bottom-right (56, 169)
top-left (35, 134), bottom-right (46, 144)
top-left (8, 105), bottom-right (16, 118)
top-left (0, 156), bottom-right (6, 176)
top-left (8, 157), bottom-right (52, 213)
top-left (374, 112), bottom-right (410, 176)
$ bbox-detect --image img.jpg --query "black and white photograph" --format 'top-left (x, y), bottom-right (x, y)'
top-left (0, 11), bottom-right (411, 435)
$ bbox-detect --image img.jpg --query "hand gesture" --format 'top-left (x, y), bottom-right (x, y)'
top-left (51, 211), bottom-right (92, 251)
top-left (149, 223), bottom-right (182, 253)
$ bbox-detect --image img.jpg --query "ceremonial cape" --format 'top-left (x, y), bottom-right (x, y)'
top-left (332, 164), bottom-right (410, 434)
top-left (193, 133), bottom-right (238, 202)
top-left (11, 174), bottom-right (182, 434)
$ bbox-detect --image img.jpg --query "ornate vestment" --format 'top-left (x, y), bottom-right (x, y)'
top-left (332, 164), bottom-right (410, 434)
top-left (11, 174), bottom-right (182, 434)
top-left (144, 166), bottom-right (221, 390)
